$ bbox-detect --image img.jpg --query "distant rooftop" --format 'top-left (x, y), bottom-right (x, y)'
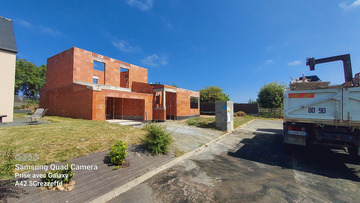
top-left (0, 16), bottom-right (17, 53)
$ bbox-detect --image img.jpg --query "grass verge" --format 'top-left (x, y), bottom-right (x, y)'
top-left (187, 115), bottom-right (255, 130)
top-left (0, 115), bottom-right (146, 176)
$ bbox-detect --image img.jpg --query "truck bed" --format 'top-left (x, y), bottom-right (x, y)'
top-left (283, 86), bottom-right (360, 127)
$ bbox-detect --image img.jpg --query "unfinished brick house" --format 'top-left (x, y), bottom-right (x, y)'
top-left (39, 47), bottom-right (200, 121)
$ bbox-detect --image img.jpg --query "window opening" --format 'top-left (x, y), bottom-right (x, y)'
top-left (120, 67), bottom-right (129, 88)
top-left (156, 95), bottom-right (160, 104)
top-left (190, 97), bottom-right (199, 109)
top-left (93, 61), bottom-right (105, 71)
top-left (93, 76), bottom-right (99, 84)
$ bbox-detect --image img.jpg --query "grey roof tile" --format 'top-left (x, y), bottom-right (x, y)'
top-left (0, 16), bottom-right (17, 53)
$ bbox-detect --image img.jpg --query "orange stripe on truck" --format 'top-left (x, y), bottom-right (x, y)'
top-left (288, 93), bottom-right (314, 98)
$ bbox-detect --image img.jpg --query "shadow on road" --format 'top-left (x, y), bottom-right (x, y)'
top-left (0, 179), bottom-right (26, 203)
top-left (228, 128), bottom-right (360, 182)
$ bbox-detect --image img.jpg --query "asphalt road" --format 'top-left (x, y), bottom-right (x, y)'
top-left (109, 119), bottom-right (360, 203)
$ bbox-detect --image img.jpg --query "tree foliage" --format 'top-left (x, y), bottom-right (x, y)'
top-left (248, 99), bottom-right (257, 104)
top-left (199, 86), bottom-right (230, 102)
top-left (15, 58), bottom-right (46, 98)
top-left (257, 82), bottom-right (285, 109)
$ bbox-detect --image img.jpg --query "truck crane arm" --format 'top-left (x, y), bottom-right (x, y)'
top-left (306, 54), bottom-right (353, 85)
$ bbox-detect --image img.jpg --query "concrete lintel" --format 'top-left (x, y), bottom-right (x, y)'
top-left (153, 87), bottom-right (177, 93)
top-left (75, 81), bottom-right (131, 92)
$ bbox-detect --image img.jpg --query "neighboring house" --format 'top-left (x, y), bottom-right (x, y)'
top-left (0, 16), bottom-right (18, 123)
top-left (39, 47), bottom-right (200, 121)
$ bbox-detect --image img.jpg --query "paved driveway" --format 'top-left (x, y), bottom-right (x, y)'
top-left (109, 119), bottom-right (360, 203)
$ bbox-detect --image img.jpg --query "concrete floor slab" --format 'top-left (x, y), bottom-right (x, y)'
top-left (106, 119), bottom-right (143, 126)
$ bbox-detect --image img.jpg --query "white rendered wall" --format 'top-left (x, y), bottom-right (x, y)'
top-left (0, 49), bottom-right (16, 122)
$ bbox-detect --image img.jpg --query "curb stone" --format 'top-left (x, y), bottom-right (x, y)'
top-left (90, 119), bottom-right (255, 203)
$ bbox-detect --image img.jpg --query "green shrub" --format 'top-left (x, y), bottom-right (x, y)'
top-left (41, 163), bottom-right (74, 184)
top-left (234, 111), bottom-right (247, 117)
top-left (109, 140), bottom-right (127, 166)
top-left (144, 124), bottom-right (172, 155)
top-left (0, 146), bottom-right (15, 177)
top-left (13, 106), bottom-right (21, 110)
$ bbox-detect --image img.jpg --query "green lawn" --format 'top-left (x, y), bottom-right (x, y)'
top-left (0, 115), bottom-right (146, 173)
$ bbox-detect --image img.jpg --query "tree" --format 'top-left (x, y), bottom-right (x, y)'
top-left (199, 86), bottom-right (230, 102)
top-left (15, 58), bottom-right (46, 98)
top-left (257, 82), bottom-right (285, 109)
top-left (248, 99), bottom-right (257, 104)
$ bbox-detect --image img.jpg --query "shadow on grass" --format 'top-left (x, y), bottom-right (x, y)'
top-left (197, 121), bottom-right (216, 129)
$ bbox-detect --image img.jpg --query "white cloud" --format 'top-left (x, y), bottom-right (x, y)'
top-left (17, 19), bottom-right (32, 28)
top-left (265, 59), bottom-right (274, 64)
top-left (39, 25), bottom-right (62, 36)
top-left (16, 19), bottom-right (62, 36)
top-left (125, 0), bottom-right (153, 11)
top-left (142, 54), bottom-right (168, 67)
top-left (287, 60), bottom-right (302, 66)
top-left (112, 40), bottom-right (140, 53)
top-left (339, 0), bottom-right (360, 9)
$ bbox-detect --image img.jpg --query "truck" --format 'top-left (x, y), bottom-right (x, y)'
top-left (283, 54), bottom-right (360, 157)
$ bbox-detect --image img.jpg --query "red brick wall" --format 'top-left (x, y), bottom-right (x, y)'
top-left (72, 47), bottom-right (148, 88)
top-left (39, 84), bottom-right (93, 119)
top-left (118, 98), bottom-right (144, 118)
top-left (128, 64), bottom-right (148, 88)
top-left (93, 70), bottom-right (105, 85)
top-left (132, 82), bottom-right (152, 94)
top-left (71, 85), bottom-right (93, 119)
top-left (46, 47), bottom-right (74, 89)
top-left (153, 108), bottom-right (166, 120)
top-left (176, 88), bottom-right (200, 117)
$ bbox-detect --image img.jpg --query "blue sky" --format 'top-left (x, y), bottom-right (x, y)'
top-left (2, 0), bottom-right (360, 102)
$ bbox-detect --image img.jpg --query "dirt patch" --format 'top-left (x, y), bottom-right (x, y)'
top-left (159, 121), bottom-right (224, 152)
